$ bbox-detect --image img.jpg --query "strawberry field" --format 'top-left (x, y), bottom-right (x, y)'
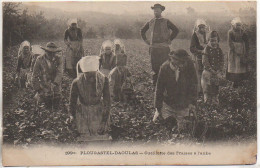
top-left (3, 39), bottom-right (256, 146)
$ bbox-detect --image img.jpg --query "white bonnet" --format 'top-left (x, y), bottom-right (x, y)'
top-left (78, 56), bottom-right (100, 73)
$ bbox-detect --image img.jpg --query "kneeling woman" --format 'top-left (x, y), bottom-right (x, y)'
top-left (69, 56), bottom-right (111, 141)
top-left (99, 40), bottom-right (115, 76)
top-left (109, 39), bottom-right (132, 102)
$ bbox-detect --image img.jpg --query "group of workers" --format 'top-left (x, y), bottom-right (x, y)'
top-left (15, 3), bottom-right (250, 141)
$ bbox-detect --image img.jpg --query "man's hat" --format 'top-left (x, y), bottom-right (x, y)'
top-left (41, 42), bottom-right (62, 53)
top-left (151, 4), bottom-right (165, 11)
top-left (169, 49), bottom-right (190, 62)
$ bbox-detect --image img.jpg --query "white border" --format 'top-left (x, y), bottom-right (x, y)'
top-left (0, 0), bottom-right (258, 168)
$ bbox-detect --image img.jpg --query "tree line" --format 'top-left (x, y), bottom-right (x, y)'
top-left (3, 2), bottom-right (256, 54)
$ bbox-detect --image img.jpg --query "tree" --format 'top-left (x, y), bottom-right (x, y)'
top-left (3, 2), bottom-right (22, 54)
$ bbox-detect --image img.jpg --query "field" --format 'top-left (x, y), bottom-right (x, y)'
top-left (3, 39), bottom-right (256, 146)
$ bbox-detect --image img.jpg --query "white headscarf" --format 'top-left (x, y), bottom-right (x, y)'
top-left (31, 45), bottom-right (45, 56)
top-left (18, 41), bottom-right (31, 57)
top-left (100, 40), bottom-right (113, 55)
top-left (76, 56), bottom-right (100, 76)
top-left (231, 17), bottom-right (242, 27)
top-left (194, 19), bottom-right (210, 32)
top-left (114, 39), bottom-right (126, 54)
top-left (68, 18), bottom-right (77, 26)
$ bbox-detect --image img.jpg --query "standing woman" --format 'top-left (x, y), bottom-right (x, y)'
top-left (226, 17), bottom-right (249, 88)
top-left (64, 18), bottom-right (84, 78)
top-left (190, 19), bottom-right (209, 94)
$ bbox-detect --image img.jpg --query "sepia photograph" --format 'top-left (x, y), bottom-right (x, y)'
top-left (1, 0), bottom-right (257, 166)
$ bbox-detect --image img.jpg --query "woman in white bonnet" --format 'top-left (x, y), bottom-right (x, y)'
top-left (226, 17), bottom-right (249, 88)
top-left (99, 40), bottom-right (115, 76)
top-left (69, 56), bottom-right (111, 141)
top-left (64, 18), bottom-right (84, 78)
top-left (109, 39), bottom-right (131, 102)
top-left (16, 40), bottom-right (33, 88)
top-left (190, 19), bottom-right (210, 94)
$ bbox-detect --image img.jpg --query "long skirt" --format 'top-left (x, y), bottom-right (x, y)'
top-left (76, 101), bottom-right (111, 141)
top-left (65, 41), bottom-right (84, 70)
top-left (18, 68), bottom-right (30, 88)
top-left (226, 42), bottom-right (247, 82)
top-left (193, 54), bottom-right (203, 93)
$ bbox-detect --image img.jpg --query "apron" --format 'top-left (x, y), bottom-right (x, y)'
top-left (75, 100), bottom-right (111, 141)
top-left (75, 72), bottom-right (110, 141)
top-left (228, 42), bottom-right (247, 74)
top-left (65, 41), bottom-right (83, 70)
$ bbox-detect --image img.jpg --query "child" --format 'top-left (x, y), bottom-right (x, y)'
top-left (201, 31), bottom-right (224, 104)
top-left (108, 39), bottom-right (132, 102)
top-left (99, 40), bottom-right (115, 76)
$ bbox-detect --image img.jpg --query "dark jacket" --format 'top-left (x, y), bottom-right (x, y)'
top-left (32, 54), bottom-right (63, 93)
top-left (155, 60), bottom-right (197, 110)
top-left (202, 45), bottom-right (224, 72)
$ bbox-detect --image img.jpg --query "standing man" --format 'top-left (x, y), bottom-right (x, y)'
top-left (141, 3), bottom-right (179, 85)
top-left (64, 18), bottom-right (84, 78)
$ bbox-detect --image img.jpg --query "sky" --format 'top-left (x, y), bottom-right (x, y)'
top-left (22, 1), bottom-right (256, 15)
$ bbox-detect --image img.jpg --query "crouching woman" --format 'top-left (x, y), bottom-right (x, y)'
top-left (153, 49), bottom-right (198, 133)
top-left (69, 56), bottom-right (111, 141)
